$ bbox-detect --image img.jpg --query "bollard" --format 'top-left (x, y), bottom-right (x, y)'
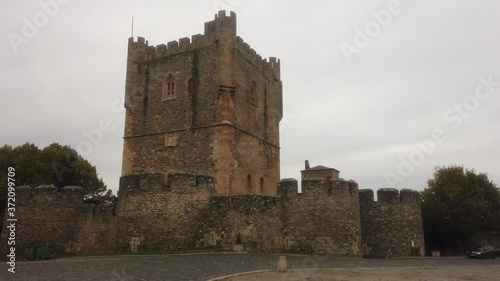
top-left (431, 250), bottom-right (440, 257)
top-left (277, 255), bottom-right (287, 272)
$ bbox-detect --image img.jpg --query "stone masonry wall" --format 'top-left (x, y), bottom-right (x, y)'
top-left (121, 38), bottom-right (219, 177)
top-left (232, 131), bottom-right (279, 196)
top-left (201, 195), bottom-right (282, 251)
top-left (116, 172), bottom-right (283, 252)
top-left (359, 188), bottom-right (425, 257)
top-left (75, 203), bottom-right (118, 254)
top-left (229, 39), bottom-right (282, 195)
top-left (0, 181), bottom-right (426, 258)
top-left (0, 185), bottom-right (117, 257)
top-left (278, 179), bottom-right (362, 257)
top-left (116, 173), bottom-right (215, 251)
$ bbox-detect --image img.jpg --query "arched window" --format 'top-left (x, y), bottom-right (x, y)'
top-left (187, 78), bottom-right (195, 94)
top-left (250, 81), bottom-right (258, 105)
top-left (260, 177), bottom-right (264, 192)
top-left (166, 74), bottom-right (175, 96)
top-left (246, 174), bottom-right (252, 191)
top-left (162, 74), bottom-right (175, 100)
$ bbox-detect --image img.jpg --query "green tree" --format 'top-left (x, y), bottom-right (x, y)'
top-left (422, 165), bottom-right (500, 254)
top-left (0, 142), bottom-right (112, 200)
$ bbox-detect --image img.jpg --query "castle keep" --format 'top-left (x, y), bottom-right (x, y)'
top-left (121, 10), bottom-right (281, 197)
top-left (1, 11), bottom-right (425, 258)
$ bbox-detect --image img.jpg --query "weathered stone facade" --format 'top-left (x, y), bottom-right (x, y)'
top-left (0, 185), bottom-right (117, 256)
top-left (359, 188), bottom-right (426, 257)
top-left (278, 178), bottom-right (362, 256)
top-left (0, 11), bottom-right (425, 259)
top-left (121, 10), bottom-right (282, 197)
top-left (116, 173), bottom-right (215, 251)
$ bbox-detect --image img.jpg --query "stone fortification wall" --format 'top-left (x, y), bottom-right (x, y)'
top-left (0, 181), bottom-right (426, 258)
top-left (0, 185), bottom-right (117, 257)
top-left (359, 188), bottom-right (425, 257)
top-left (201, 195), bottom-right (282, 252)
top-left (116, 172), bottom-right (282, 252)
top-left (278, 178), bottom-right (362, 257)
top-left (116, 173), bottom-right (215, 251)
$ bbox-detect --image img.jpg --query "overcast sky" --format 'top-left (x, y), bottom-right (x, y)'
top-left (1, 0), bottom-right (499, 194)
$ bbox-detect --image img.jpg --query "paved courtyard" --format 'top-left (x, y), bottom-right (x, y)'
top-left (1, 253), bottom-right (499, 281)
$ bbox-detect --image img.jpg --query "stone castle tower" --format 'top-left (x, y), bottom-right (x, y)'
top-left (0, 11), bottom-right (425, 258)
top-left (121, 10), bottom-right (282, 196)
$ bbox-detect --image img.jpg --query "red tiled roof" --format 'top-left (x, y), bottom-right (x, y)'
top-left (308, 165), bottom-right (331, 170)
top-left (301, 165), bottom-right (340, 172)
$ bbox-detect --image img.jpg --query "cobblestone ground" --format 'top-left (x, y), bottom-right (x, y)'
top-left (224, 265), bottom-right (500, 281)
top-left (0, 253), bottom-right (499, 281)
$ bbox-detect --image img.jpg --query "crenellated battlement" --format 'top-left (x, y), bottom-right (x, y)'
top-left (277, 178), bottom-right (299, 195)
top-left (118, 172), bottom-right (215, 194)
top-left (236, 36), bottom-right (280, 80)
top-left (277, 178), bottom-right (358, 198)
top-left (127, 34), bottom-right (212, 61)
top-left (126, 10), bottom-right (280, 81)
top-left (204, 10), bottom-right (237, 37)
top-left (126, 10), bottom-right (234, 61)
top-left (118, 172), bottom-right (163, 191)
top-left (14, 185), bottom-right (118, 217)
top-left (2, 184), bottom-right (120, 256)
top-left (278, 176), bottom-right (362, 257)
top-left (359, 187), bottom-right (425, 257)
top-left (16, 185), bottom-right (84, 205)
top-left (359, 188), bottom-right (421, 205)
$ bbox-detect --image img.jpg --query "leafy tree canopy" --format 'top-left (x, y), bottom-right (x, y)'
top-left (0, 142), bottom-right (112, 201)
top-left (422, 165), bottom-right (500, 250)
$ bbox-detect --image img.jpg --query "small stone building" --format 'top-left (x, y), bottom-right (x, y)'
top-left (301, 160), bottom-right (340, 182)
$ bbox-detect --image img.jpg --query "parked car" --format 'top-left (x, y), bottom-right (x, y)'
top-left (467, 245), bottom-right (496, 259)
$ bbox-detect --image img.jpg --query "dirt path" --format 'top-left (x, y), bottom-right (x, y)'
top-left (223, 265), bottom-right (500, 281)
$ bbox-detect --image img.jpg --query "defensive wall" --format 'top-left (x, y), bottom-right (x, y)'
top-left (278, 178), bottom-right (362, 257)
top-left (116, 172), bottom-right (281, 252)
top-left (1, 180), bottom-right (425, 258)
top-left (116, 172), bottom-right (216, 251)
top-left (0, 11), bottom-right (425, 259)
top-left (359, 188), bottom-right (425, 257)
top-left (0, 185), bottom-right (117, 256)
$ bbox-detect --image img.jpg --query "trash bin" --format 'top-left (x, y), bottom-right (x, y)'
top-left (35, 244), bottom-right (53, 260)
top-left (24, 246), bottom-right (37, 261)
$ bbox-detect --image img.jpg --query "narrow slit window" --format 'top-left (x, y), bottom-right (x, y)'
top-left (187, 78), bottom-right (195, 94)
top-left (251, 81), bottom-right (258, 105)
top-left (246, 174), bottom-right (252, 191)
